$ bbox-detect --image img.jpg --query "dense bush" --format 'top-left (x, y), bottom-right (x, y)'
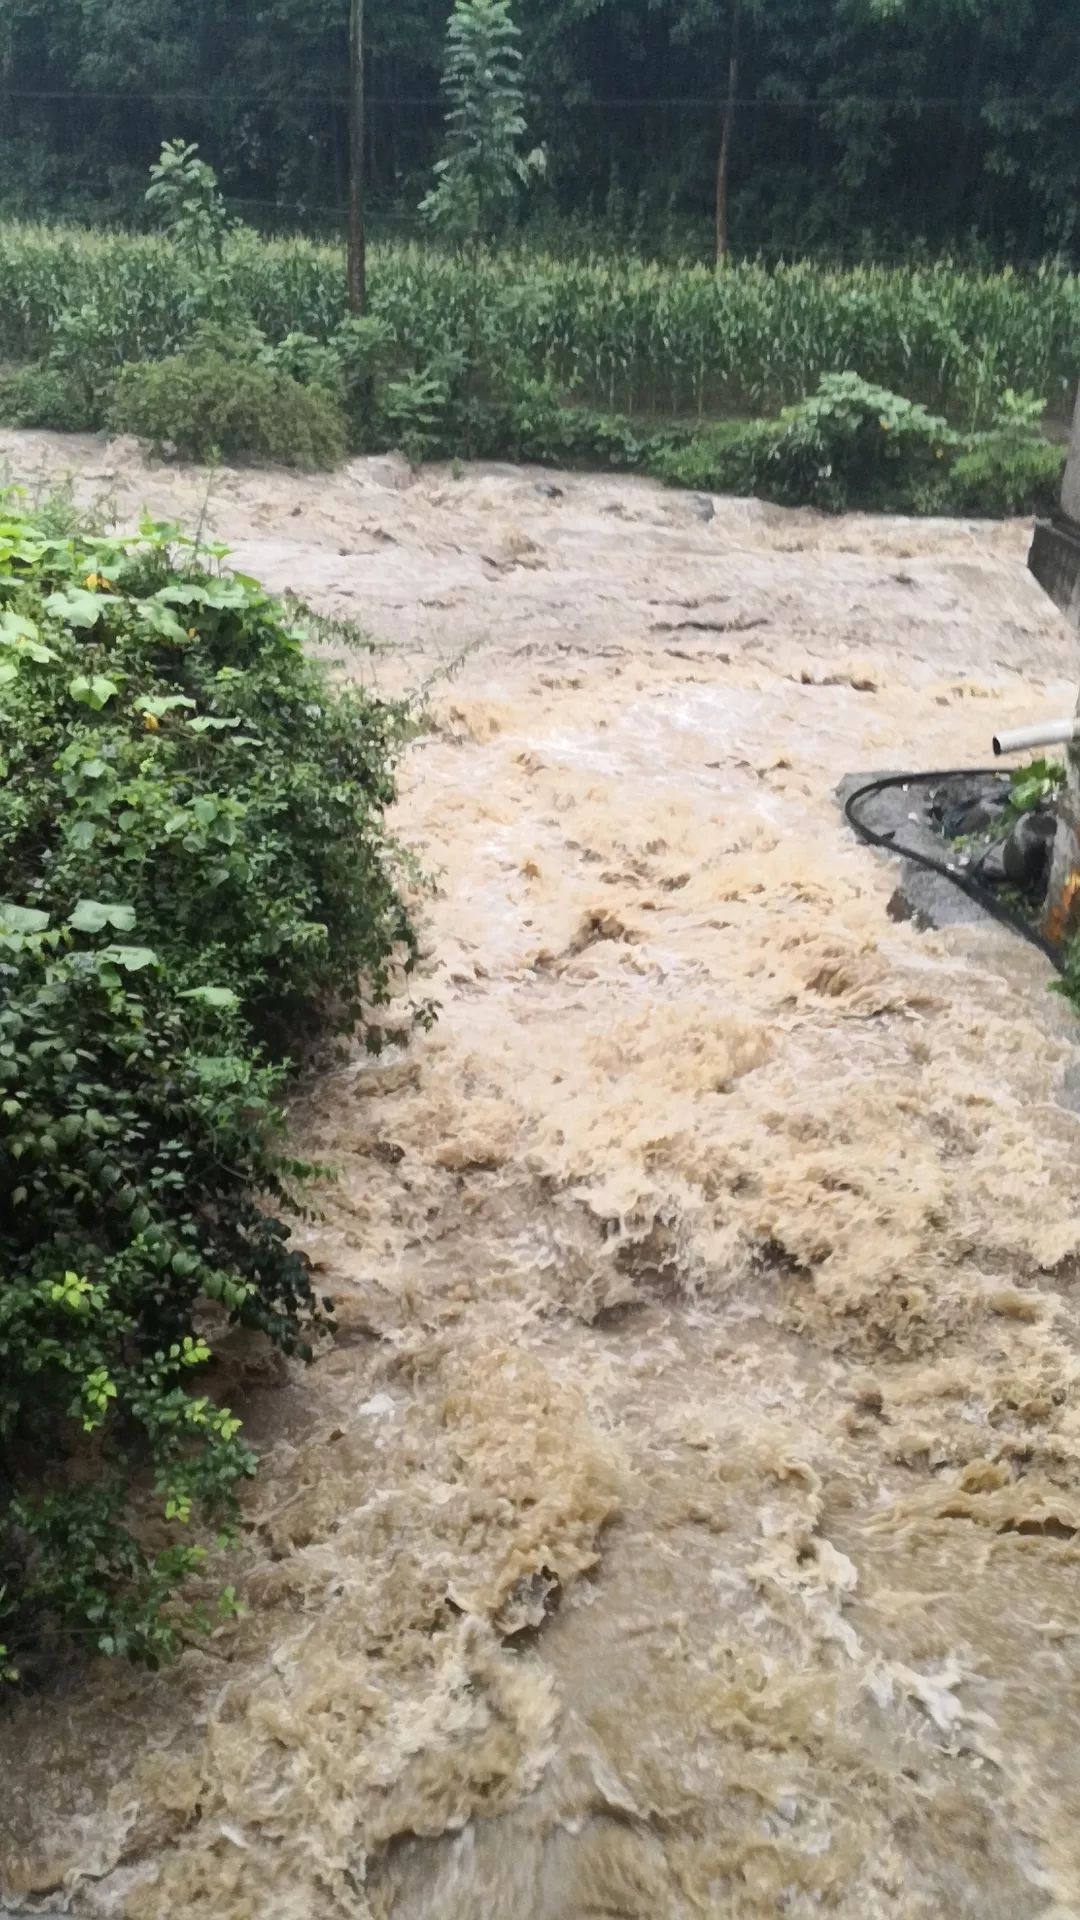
top-left (108, 348), bottom-right (347, 467)
top-left (0, 363), bottom-right (97, 432)
top-left (753, 375), bottom-right (954, 512)
top-left (0, 501), bottom-right (416, 1676)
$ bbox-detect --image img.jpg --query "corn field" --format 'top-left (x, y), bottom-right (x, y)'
top-left (1, 223), bottom-right (1079, 429)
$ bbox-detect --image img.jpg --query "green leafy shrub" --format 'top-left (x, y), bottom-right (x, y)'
top-left (377, 362), bottom-right (460, 463)
top-left (756, 373), bottom-right (956, 512)
top-left (646, 383), bottom-right (954, 513)
top-left (261, 329), bottom-right (345, 398)
top-left (0, 501), bottom-right (417, 1675)
top-left (645, 377), bottom-right (1063, 517)
top-left (49, 300), bottom-right (129, 421)
top-left (946, 435), bottom-right (1065, 517)
top-left (503, 380), bottom-right (645, 469)
top-left (109, 349), bottom-right (346, 467)
top-left (1004, 756), bottom-right (1065, 819)
top-left (940, 388), bottom-right (1064, 517)
top-left (648, 419), bottom-right (778, 496)
top-left (329, 315), bottom-right (393, 443)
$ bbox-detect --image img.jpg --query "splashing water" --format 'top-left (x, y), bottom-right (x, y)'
top-left (3, 434), bottom-right (1080, 1920)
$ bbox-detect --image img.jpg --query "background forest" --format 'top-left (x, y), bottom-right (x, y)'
top-left (2, 0), bottom-right (1078, 262)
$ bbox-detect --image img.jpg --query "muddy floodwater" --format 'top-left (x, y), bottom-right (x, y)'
top-left (4, 432), bottom-right (1080, 1920)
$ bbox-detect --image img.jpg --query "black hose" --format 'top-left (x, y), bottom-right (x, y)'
top-left (843, 769), bottom-right (1064, 972)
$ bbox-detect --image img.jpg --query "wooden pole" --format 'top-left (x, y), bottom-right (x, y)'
top-left (348, 0), bottom-right (366, 313)
top-left (715, 0), bottom-right (742, 267)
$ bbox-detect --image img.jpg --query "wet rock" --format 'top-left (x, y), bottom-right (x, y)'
top-left (533, 481), bottom-right (564, 501)
top-left (951, 795), bottom-right (1008, 836)
top-left (838, 771), bottom-right (1001, 933)
top-left (933, 776), bottom-right (1009, 840)
top-left (976, 841), bottom-right (1008, 886)
top-left (689, 495), bottom-right (715, 524)
top-left (1003, 811), bottom-right (1056, 889)
top-left (354, 451), bottom-right (415, 492)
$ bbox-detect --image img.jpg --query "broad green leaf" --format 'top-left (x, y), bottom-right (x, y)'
top-left (69, 674), bottom-right (120, 711)
top-left (0, 611), bottom-right (37, 641)
top-left (203, 582), bottom-right (251, 609)
top-left (154, 584), bottom-right (210, 610)
top-left (136, 601), bottom-right (191, 645)
top-left (100, 945), bottom-right (158, 972)
top-left (190, 715), bottom-right (242, 734)
top-left (0, 903), bottom-right (49, 933)
top-left (136, 694), bottom-right (197, 718)
top-left (179, 985), bottom-right (239, 1009)
top-left (45, 588), bottom-right (117, 629)
top-left (0, 612), bottom-right (57, 664)
top-left (70, 900), bottom-right (137, 934)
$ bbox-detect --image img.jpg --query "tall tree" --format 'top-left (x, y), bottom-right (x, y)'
top-left (422, 0), bottom-right (541, 247)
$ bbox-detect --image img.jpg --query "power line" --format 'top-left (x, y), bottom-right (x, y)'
top-left (1, 86), bottom-right (1075, 110)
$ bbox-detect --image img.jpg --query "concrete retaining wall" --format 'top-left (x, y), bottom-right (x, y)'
top-left (1064, 391), bottom-right (1080, 525)
top-left (1029, 389), bottom-right (1080, 624)
top-left (1032, 387), bottom-right (1080, 940)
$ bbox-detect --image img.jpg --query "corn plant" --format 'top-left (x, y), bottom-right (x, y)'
top-left (1, 222), bottom-right (1079, 430)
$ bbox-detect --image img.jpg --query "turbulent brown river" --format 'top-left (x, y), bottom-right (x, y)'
top-left (3, 432), bottom-right (1080, 1920)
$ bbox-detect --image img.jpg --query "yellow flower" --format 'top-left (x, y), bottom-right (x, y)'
top-left (187, 627), bottom-right (198, 639)
top-left (84, 572), bottom-right (113, 592)
top-left (878, 419), bottom-right (892, 433)
top-left (143, 714), bottom-right (161, 733)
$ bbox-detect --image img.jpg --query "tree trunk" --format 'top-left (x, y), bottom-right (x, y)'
top-left (348, 0), bottom-right (366, 313)
top-left (715, 0), bottom-right (742, 267)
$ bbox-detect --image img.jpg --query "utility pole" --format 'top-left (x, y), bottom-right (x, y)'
top-left (348, 0), bottom-right (366, 313)
top-left (715, 0), bottom-right (742, 267)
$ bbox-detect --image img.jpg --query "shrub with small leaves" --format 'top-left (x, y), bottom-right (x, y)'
top-left (0, 497), bottom-right (419, 1678)
top-left (108, 347), bottom-right (347, 467)
top-left (0, 363), bottom-right (97, 432)
top-left (945, 392), bottom-right (1065, 517)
